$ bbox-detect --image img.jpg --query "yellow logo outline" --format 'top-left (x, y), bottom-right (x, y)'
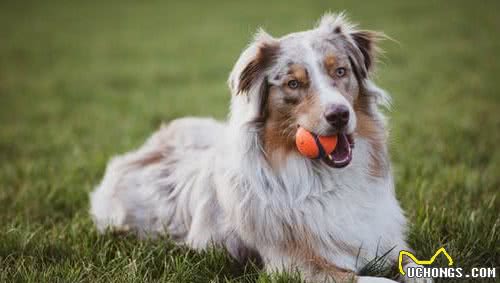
top-left (398, 247), bottom-right (454, 275)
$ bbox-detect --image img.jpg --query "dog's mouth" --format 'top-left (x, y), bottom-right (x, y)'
top-left (321, 133), bottom-right (354, 168)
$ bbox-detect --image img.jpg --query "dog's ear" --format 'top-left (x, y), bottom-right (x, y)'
top-left (228, 29), bottom-right (280, 96)
top-left (318, 13), bottom-right (382, 77)
top-left (350, 30), bottom-right (380, 73)
top-left (319, 13), bottom-right (389, 108)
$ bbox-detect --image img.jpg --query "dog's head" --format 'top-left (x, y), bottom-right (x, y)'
top-left (229, 13), bottom-right (389, 171)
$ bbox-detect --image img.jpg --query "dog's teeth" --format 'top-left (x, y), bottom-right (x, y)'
top-left (327, 154), bottom-right (333, 160)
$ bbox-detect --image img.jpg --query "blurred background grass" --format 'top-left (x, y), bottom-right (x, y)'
top-left (0, 0), bottom-right (498, 282)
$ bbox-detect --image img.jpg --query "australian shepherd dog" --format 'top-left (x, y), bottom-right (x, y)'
top-left (90, 13), bottom-right (429, 283)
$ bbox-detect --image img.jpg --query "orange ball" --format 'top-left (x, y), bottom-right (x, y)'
top-left (318, 135), bottom-right (338, 155)
top-left (295, 127), bottom-right (338, 159)
top-left (295, 127), bottom-right (319, 158)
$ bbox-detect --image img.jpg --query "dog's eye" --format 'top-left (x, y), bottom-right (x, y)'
top-left (335, 67), bottom-right (346, 78)
top-left (287, 80), bottom-right (300, 89)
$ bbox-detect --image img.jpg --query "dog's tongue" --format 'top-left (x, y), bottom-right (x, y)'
top-left (324, 133), bottom-right (353, 168)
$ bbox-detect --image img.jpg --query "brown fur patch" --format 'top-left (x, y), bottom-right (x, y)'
top-left (262, 90), bottom-right (322, 168)
top-left (287, 64), bottom-right (310, 87)
top-left (238, 43), bottom-right (280, 94)
top-left (354, 94), bottom-right (388, 178)
top-left (294, 90), bottom-right (322, 129)
top-left (324, 54), bottom-right (337, 76)
top-left (262, 87), bottom-right (297, 167)
top-left (262, 87), bottom-right (323, 168)
top-left (263, 120), bottom-right (296, 164)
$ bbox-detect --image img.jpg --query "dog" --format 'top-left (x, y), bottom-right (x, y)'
top-left (90, 13), bottom-right (429, 283)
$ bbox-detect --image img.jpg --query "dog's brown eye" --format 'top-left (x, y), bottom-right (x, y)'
top-left (335, 67), bottom-right (346, 77)
top-left (287, 80), bottom-right (300, 89)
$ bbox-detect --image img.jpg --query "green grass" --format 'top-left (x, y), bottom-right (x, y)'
top-left (0, 0), bottom-right (499, 282)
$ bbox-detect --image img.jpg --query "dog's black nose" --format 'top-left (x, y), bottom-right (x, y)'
top-left (324, 104), bottom-right (349, 129)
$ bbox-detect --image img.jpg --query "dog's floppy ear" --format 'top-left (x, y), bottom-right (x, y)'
top-left (318, 13), bottom-right (382, 77)
top-left (348, 27), bottom-right (388, 107)
top-left (350, 30), bottom-right (381, 73)
top-left (228, 29), bottom-right (280, 96)
top-left (319, 13), bottom-right (389, 108)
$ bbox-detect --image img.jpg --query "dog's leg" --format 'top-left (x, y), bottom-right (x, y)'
top-left (224, 233), bottom-right (262, 265)
top-left (260, 245), bottom-right (399, 283)
top-left (185, 192), bottom-right (222, 250)
top-left (265, 259), bottom-right (397, 282)
top-left (260, 248), bottom-right (373, 282)
top-left (185, 195), bottom-right (262, 265)
top-left (89, 125), bottom-right (186, 237)
top-left (90, 118), bottom-right (226, 239)
top-left (90, 150), bottom-right (165, 234)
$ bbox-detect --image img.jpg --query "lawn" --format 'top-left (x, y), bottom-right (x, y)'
top-left (0, 0), bottom-right (498, 282)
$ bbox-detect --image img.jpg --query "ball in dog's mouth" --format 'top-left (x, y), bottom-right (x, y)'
top-left (295, 126), bottom-right (354, 168)
top-left (321, 133), bottom-right (354, 168)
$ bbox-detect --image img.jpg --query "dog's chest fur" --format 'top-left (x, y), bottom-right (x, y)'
top-left (211, 129), bottom-right (407, 271)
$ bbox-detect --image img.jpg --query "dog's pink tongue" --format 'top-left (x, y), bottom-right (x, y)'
top-left (330, 133), bottom-right (352, 168)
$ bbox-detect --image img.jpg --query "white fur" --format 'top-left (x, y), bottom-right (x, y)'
top-left (90, 13), bottom-right (427, 283)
